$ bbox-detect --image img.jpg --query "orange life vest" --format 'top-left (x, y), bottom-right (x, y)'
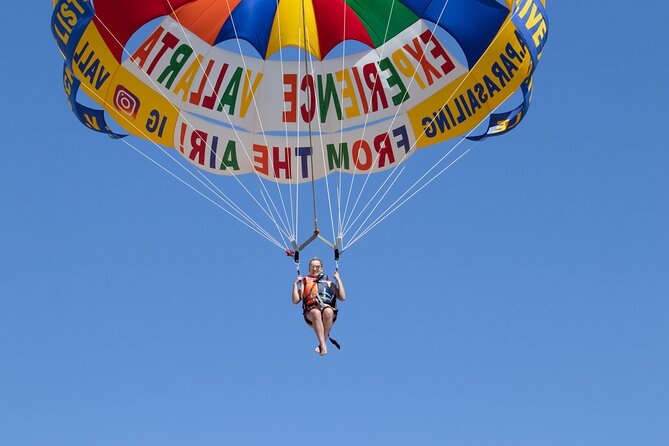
top-left (301, 274), bottom-right (336, 308)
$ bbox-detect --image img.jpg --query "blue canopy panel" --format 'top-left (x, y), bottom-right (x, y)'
top-left (467, 76), bottom-right (533, 141)
top-left (399, 0), bottom-right (509, 68)
top-left (511, 0), bottom-right (548, 68)
top-left (215, 0), bottom-right (278, 58)
top-left (61, 62), bottom-right (126, 139)
top-left (52, 0), bottom-right (125, 139)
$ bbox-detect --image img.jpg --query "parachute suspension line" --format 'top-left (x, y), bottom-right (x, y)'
top-left (72, 56), bottom-right (287, 247)
top-left (294, 29), bottom-right (304, 246)
top-left (279, 0), bottom-right (318, 253)
top-left (202, 4), bottom-right (293, 240)
top-left (274, 2), bottom-right (298, 242)
top-left (118, 132), bottom-right (285, 249)
top-left (345, 103), bottom-right (505, 248)
top-left (344, 135), bottom-right (465, 242)
top-left (94, 12), bottom-right (293, 247)
top-left (73, 66), bottom-right (287, 247)
top-left (343, 12), bottom-right (519, 240)
top-left (302, 0), bottom-right (318, 235)
top-left (336, 0), bottom-right (350, 243)
top-left (195, 172), bottom-right (285, 244)
top-left (341, 0), bottom-right (453, 238)
top-left (340, 162), bottom-right (409, 239)
top-left (306, 74), bottom-right (318, 235)
top-left (223, 7), bottom-right (295, 240)
top-left (346, 146), bottom-right (473, 250)
top-left (341, 0), bottom-right (452, 235)
top-left (289, 0), bottom-right (340, 254)
top-left (258, 187), bottom-right (290, 248)
top-left (342, 165), bottom-right (407, 240)
top-left (346, 101), bottom-right (503, 245)
top-left (340, 0), bottom-right (399, 231)
top-left (295, 0), bottom-right (340, 255)
top-left (161, 3), bottom-right (295, 242)
top-left (309, 50), bottom-right (337, 246)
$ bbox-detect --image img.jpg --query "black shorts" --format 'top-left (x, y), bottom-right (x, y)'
top-left (303, 303), bottom-right (338, 326)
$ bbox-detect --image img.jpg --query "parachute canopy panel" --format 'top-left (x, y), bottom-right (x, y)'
top-left (53, 0), bottom-right (549, 183)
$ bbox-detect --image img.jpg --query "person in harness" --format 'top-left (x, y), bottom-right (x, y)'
top-left (292, 257), bottom-right (346, 356)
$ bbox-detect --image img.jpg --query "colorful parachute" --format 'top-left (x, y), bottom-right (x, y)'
top-left (52, 0), bottom-right (548, 252)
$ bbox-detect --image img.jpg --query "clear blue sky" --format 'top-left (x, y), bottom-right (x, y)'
top-left (1, 2), bottom-right (668, 446)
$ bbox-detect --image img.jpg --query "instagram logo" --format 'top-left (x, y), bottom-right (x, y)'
top-left (113, 85), bottom-right (140, 119)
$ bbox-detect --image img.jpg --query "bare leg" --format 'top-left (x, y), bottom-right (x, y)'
top-left (322, 307), bottom-right (335, 341)
top-left (307, 308), bottom-right (327, 355)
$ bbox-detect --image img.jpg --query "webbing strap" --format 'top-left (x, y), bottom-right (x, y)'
top-left (329, 337), bottom-right (341, 349)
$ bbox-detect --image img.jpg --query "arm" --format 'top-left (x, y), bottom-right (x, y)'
top-left (333, 271), bottom-right (346, 301)
top-left (292, 276), bottom-right (303, 304)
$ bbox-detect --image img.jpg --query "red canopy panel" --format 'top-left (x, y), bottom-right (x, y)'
top-left (311, 0), bottom-right (374, 58)
top-left (93, 0), bottom-right (196, 61)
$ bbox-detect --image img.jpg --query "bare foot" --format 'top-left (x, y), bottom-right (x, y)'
top-left (314, 345), bottom-right (328, 356)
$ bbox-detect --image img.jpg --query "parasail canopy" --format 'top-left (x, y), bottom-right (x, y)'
top-left (52, 0), bottom-right (548, 253)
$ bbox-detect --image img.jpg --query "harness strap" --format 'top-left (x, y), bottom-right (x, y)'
top-left (334, 248), bottom-right (340, 272)
top-left (328, 337), bottom-right (341, 349)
